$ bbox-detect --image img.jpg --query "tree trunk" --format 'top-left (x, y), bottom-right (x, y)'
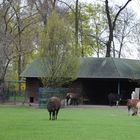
top-left (106, 30), bottom-right (113, 57)
top-left (106, 41), bottom-right (111, 57)
top-left (75, 0), bottom-right (79, 49)
top-left (18, 55), bottom-right (22, 94)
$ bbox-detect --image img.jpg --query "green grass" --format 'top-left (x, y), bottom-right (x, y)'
top-left (0, 105), bottom-right (140, 140)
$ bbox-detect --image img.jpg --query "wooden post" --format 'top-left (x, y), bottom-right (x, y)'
top-left (117, 81), bottom-right (120, 95)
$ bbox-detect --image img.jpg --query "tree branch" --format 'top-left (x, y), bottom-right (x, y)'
top-left (58, 0), bottom-right (75, 13)
top-left (112, 0), bottom-right (132, 30)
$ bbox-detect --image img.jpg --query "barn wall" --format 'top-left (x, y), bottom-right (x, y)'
top-left (79, 78), bottom-right (140, 105)
top-left (25, 77), bottom-right (140, 105)
top-left (26, 78), bottom-right (42, 103)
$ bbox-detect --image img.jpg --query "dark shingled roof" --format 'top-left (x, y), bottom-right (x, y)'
top-left (21, 57), bottom-right (140, 79)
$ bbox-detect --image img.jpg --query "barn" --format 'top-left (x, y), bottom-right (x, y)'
top-left (21, 57), bottom-right (140, 105)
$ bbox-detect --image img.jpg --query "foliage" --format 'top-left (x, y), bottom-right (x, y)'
top-left (39, 11), bottom-right (80, 87)
top-left (80, 3), bottom-right (107, 57)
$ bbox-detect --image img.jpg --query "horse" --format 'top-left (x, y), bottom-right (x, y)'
top-left (108, 93), bottom-right (122, 107)
top-left (127, 99), bottom-right (140, 116)
top-left (65, 93), bottom-right (79, 106)
top-left (47, 96), bottom-right (61, 120)
top-left (136, 102), bottom-right (140, 116)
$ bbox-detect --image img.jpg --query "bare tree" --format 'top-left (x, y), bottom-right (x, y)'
top-left (105, 0), bottom-right (132, 57)
top-left (114, 8), bottom-right (137, 58)
top-left (27, 0), bottom-right (71, 25)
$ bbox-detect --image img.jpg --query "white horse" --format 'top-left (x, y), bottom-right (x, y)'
top-left (136, 102), bottom-right (140, 116)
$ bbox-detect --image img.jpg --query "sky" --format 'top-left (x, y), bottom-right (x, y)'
top-left (130, 0), bottom-right (140, 18)
top-left (110, 0), bottom-right (140, 18)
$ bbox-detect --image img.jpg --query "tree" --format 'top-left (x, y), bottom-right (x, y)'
top-left (75, 0), bottom-right (79, 49)
top-left (8, 0), bottom-right (38, 91)
top-left (82, 3), bottom-right (107, 57)
top-left (105, 0), bottom-right (132, 57)
top-left (0, 1), bottom-right (11, 83)
top-left (40, 11), bottom-right (80, 87)
top-left (63, 2), bottom-right (104, 57)
top-left (114, 8), bottom-right (137, 58)
top-left (0, 0), bottom-right (37, 93)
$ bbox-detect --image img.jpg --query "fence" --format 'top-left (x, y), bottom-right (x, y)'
top-left (38, 87), bottom-right (68, 108)
top-left (0, 80), bottom-right (26, 104)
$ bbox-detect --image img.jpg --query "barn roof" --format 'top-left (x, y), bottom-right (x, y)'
top-left (21, 57), bottom-right (140, 80)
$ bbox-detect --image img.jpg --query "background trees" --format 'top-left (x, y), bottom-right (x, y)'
top-left (0, 0), bottom-right (140, 87)
top-left (0, 0), bottom-right (38, 93)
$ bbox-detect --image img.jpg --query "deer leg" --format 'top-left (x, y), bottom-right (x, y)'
top-left (52, 111), bottom-right (55, 120)
top-left (55, 109), bottom-right (59, 120)
top-left (49, 112), bottom-right (52, 120)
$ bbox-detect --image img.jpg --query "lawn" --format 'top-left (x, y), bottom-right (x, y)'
top-left (0, 105), bottom-right (140, 140)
